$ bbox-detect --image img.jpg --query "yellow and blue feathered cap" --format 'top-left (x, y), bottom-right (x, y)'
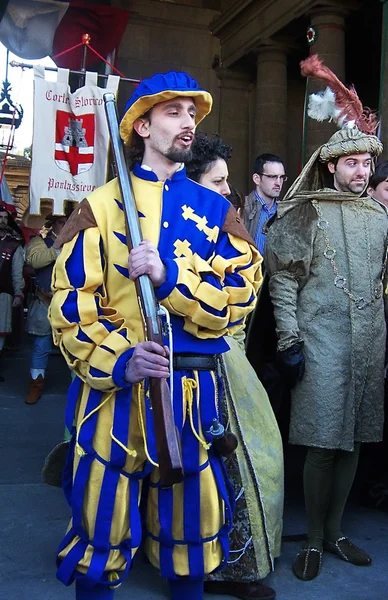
top-left (120, 71), bottom-right (213, 146)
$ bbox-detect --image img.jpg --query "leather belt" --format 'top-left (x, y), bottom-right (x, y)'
top-left (173, 354), bottom-right (218, 371)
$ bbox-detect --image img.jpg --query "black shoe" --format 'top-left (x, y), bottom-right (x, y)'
top-left (323, 537), bottom-right (371, 566)
top-left (293, 547), bottom-right (322, 581)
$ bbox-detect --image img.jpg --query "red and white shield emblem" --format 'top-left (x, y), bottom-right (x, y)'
top-left (55, 110), bottom-right (95, 175)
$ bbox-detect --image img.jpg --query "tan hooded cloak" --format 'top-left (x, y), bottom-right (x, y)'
top-left (264, 131), bottom-right (388, 451)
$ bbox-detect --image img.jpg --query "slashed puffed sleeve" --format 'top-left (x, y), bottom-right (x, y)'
top-left (264, 202), bottom-right (317, 351)
top-left (49, 225), bottom-right (139, 392)
top-left (155, 206), bottom-right (263, 339)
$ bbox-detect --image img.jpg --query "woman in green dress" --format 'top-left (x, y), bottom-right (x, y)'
top-left (186, 133), bottom-right (284, 600)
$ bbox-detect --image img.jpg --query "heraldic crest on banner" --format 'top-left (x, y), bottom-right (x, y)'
top-left (30, 66), bottom-right (119, 215)
top-left (55, 111), bottom-right (95, 175)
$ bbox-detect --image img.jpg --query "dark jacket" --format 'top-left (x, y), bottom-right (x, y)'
top-left (244, 190), bottom-right (262, 241)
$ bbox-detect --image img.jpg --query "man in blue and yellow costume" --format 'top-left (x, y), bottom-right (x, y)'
top-left (48, 71), bottom-right (262, 600)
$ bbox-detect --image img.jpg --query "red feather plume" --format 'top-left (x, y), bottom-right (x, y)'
top-left (300, 55), bottom-right (378, 135)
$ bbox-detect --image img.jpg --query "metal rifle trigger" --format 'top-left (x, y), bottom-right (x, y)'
top-left (158, 307), bottom-right (169, 338)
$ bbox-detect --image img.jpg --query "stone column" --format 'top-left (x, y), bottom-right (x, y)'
top-left (254, 44), bottom-right (288, 162)
top-left (216, 67), bottom-right (251, 194)
top-left (305, 8), bottom-right (346, 159)
top-left (379, 1), bottom-right (388, 158)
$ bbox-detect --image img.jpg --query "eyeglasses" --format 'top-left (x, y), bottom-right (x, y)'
top-left (260, 173), bottom-right (288, 182)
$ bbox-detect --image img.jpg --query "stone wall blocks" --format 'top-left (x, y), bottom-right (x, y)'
top-left (147, 30), bottom-right (213, 67)
top-left (120, 25), bottom-right (151, 61)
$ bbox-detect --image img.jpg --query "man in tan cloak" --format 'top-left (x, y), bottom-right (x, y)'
top-left (265, 56), bottom-right (387, 581)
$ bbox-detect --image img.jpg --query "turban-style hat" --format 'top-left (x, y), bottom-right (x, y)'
top-left (320, 128), bottom-right (383, 163)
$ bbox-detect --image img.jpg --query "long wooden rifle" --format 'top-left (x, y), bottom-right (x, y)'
top-left (103, 92), bottom-right (183, 487)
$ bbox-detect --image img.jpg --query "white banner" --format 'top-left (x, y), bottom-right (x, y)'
top-left (30, 66), bottom-right (119, 215)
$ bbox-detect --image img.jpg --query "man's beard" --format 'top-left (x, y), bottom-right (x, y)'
top-left (334, 175), bottom-right (366, 194)
top-left (348, 181), bottom-right (366, 193)
top-left (165, 146), bottom-right (193, 164)
top-left (338, 180), bottom-right (366, 194)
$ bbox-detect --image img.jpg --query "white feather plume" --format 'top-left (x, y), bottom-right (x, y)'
top-left (307, 87), bottom-right (357, 130)
top-left (307, 87), bottom-right (337, 122)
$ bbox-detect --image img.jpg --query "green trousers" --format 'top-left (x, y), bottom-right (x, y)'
top-left (303, 444), bottom-right (361, 549)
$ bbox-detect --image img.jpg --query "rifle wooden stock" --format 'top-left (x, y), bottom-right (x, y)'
top-left (104, 92), bottom-right (183, 487)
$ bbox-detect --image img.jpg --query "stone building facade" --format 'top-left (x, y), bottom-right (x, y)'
top-left (113, 0), bottom-right (384, 194)
top-left (0, 151), bottom-right (31, 222)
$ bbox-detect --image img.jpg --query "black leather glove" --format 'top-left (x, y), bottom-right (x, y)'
top-left (276, 342), bottom-right (305, 389)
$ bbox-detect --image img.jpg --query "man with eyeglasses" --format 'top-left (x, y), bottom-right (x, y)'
top-left (244, 153), bottom-right (287, 255)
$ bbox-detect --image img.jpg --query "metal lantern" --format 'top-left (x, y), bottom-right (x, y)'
top-left (0, 51), bottom-right (23, 148)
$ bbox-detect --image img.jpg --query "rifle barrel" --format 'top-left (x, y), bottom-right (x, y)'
top-left (103, 93), bottom-right (183, 487)
top-left (104, 92), bottom-right (159, 336)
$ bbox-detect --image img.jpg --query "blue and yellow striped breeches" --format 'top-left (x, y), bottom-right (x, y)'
top-left (57, 368), bottom-right (233, 588)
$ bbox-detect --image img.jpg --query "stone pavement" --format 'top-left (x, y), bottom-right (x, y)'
top-left (1, 343), bottom-right (388, 600)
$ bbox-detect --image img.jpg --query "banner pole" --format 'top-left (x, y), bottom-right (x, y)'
top-left (9, 61), bottom-right (140, 84)
top-left (80, 34), bottom-right (90, 72)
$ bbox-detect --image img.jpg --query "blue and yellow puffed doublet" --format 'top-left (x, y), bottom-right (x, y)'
top-left (49, 164), bottom-right (262, 590)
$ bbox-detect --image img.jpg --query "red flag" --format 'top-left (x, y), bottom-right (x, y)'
top-left (52, 1), bottom-right (129, 70)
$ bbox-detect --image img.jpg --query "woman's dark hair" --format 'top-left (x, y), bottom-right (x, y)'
top-left (186, 132), bottom-right (232, 182)
top-left (228, 184), bottom-right (245, 218)
top-left (369, 160), bottom-right (388, 190)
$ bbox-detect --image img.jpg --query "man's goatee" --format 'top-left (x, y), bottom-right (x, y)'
top-left (165, 148), bottom-right (193, 164)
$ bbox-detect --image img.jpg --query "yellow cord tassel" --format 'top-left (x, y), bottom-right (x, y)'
top-left (75, 390), bottom-right (114, 457)
top-left (137, 382), bottom-right (159, 467)
top-left (110, 429), bottom-right (137, 458)
top-left (183, 377), bottom-right (211, 450)
top-left (75, 389), bottom-right (137, 459)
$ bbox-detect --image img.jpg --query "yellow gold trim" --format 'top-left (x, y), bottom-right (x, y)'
top-left (181, 204), bottom-right (219, 242)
